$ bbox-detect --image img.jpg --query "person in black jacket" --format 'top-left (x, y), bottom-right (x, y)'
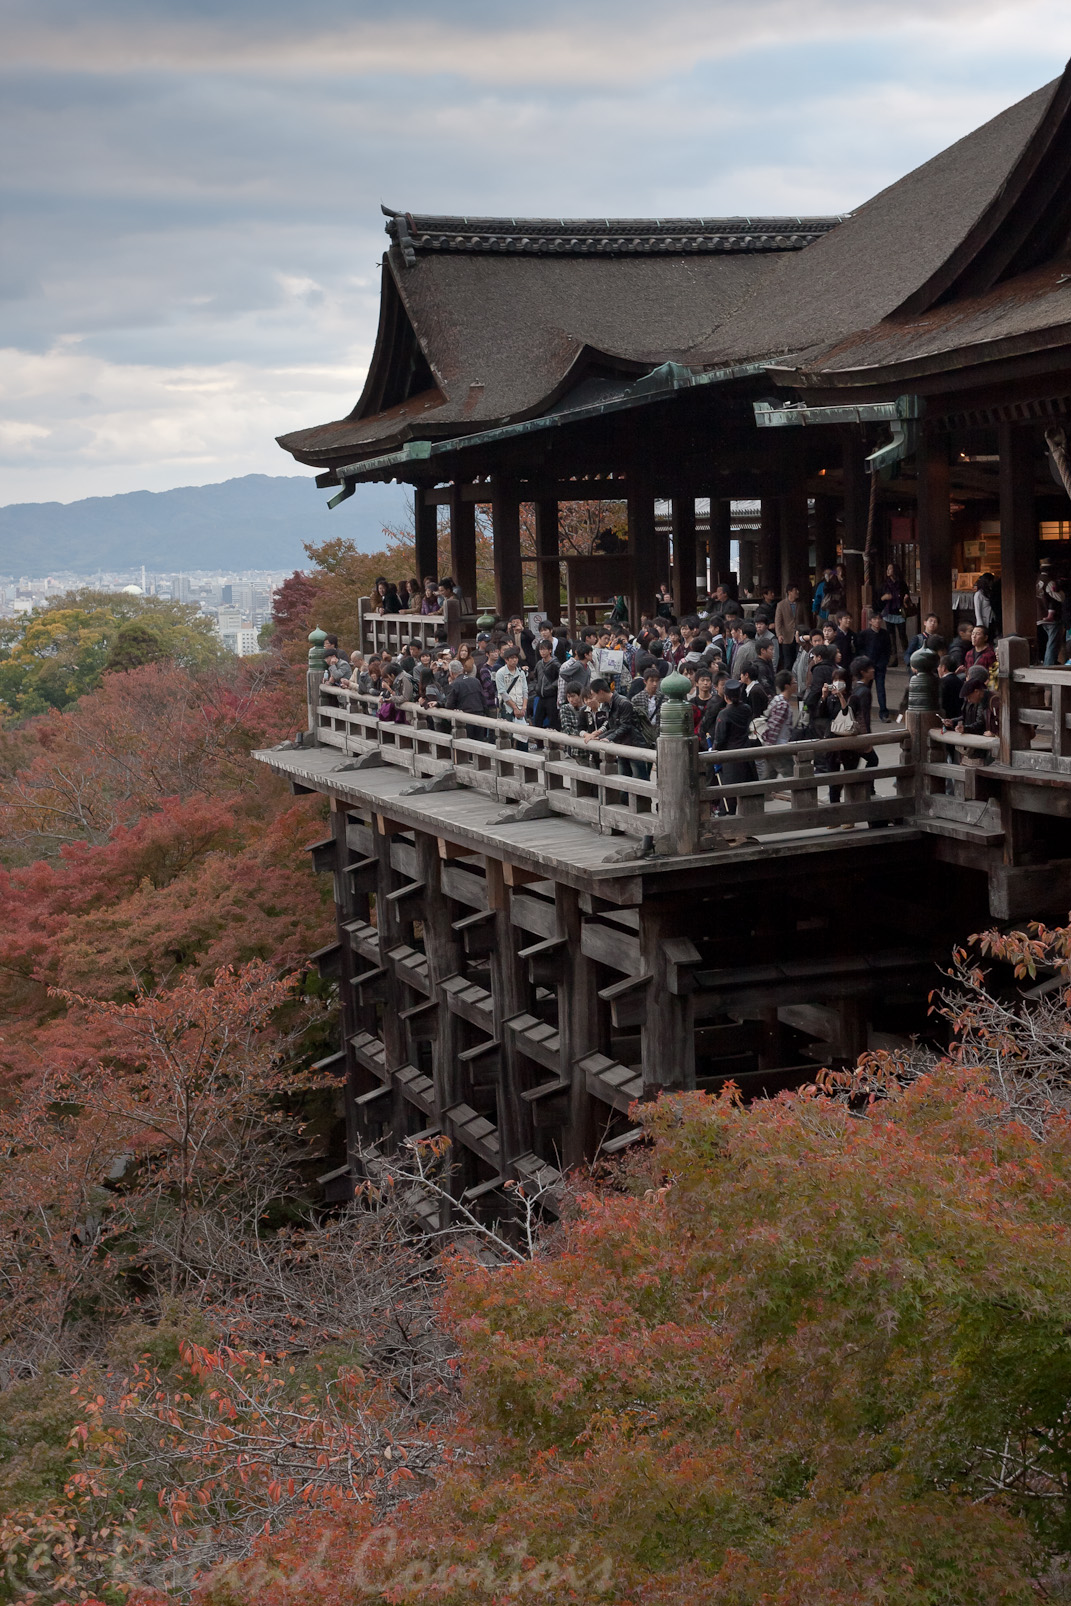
top-left (445, 661), bottom-right (488, 740)
top-left (937, 655), bottom-right (964, 722)
top-left (530, 643), bottom-right (560, 729)
top-left (738, 664), bottom-right (769, 718)
top-left (857, 612), bottom-right (893, 720)
top-left (832, 611), bottom-right (858, 676)
top-left (697, 672), bottom-right (728, 747)
top-left (803, 645), bottom-right (836, 732)
top-left (583, 678), bottom-right (653, 777)
top-left (713, 680), bottom-right (757, 817)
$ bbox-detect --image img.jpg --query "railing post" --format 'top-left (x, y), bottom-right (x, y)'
top-left (306, 627), bottom-right (327, 742)
top-left (998, 635), bottom-right (1030, 767)
top-left (357, 595), bottom-right (368, 656)
top-left (906, 710), bottom-right (939, 805)
top-left (655, 672), bottom-right (700, 855)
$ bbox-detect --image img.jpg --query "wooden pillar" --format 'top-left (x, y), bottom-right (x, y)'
top-left (917, 431), bottom-right (952, 635)
top-left (758, 480), bottom-right (780, 593)
top-left (330, 799), bottom-right (363, 1168)
top-left (447, 486), bottom-right (478, 612)
top-left (628, 471), bottom-right (658, 628)
top-left (485, 858), bottom-right (532, 1168)
top-left (779, 483), bottom-right (811, 615)
top-left (415, 835), bottom-right (463, 1119)
top-left (491, 477), bottom-right (523, 621)
top-left (998, 421), bottom-right (1038, 643)
top-left (554, 885), bottom-right (600, 1167)
top-left (709, 495), bottom-right (732, 584)
top-left (372, 815), bottom-right (407, 1077)
top-left (671, 493), bottom-right (698, 618)
top-left (841, 431), bottom-right (869, 625)
top-left (656, 506), bottom-right (671, 598)
top-left (415, 490), bottom-right (439, 584)
top-left (813, 492), bottom-right (838, 576)
top-left (639, 905), bottom-right (696, 1095)
top-left (738, 539), bottom-right (757, 593)
top-left (533, 498), bottom-right (561, 622)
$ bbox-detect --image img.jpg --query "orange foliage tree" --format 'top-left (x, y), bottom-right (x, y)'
top-left (204, 936), bottom-right (1071, 1605)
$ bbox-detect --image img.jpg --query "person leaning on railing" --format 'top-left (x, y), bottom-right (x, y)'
top-left (582, 677), bottom-right (653, 779)
top-left (376, 666), bottom-right (409, 725)
top-left (956, 666), bottom-right (997, 761)
top-left (443, 659), bottom-right (487, 740)
top-left (372, 577), bottom-right (401, 615)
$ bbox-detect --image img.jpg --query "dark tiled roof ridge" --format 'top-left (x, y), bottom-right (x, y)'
top-left (382, 207), bottom-right (844, 262)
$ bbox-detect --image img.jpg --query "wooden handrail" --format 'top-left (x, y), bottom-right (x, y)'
top-left (324, 688), bottom-right (657, 766)
top-left (927, 728), bottom-right (1000, 753)
top-left (697, 728), bottom-right (907, 766)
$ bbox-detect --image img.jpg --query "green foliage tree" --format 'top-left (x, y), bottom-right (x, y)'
top-left (0, 591), bottom-right (226, 718)
top-left (103, 620), bottom-right (166, 674)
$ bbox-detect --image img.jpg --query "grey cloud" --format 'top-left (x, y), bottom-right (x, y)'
top-left (3, 0), bottom-right (1025, 83)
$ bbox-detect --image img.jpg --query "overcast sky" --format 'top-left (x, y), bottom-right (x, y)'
top-left (2, 0), bottom-right (1071, 513)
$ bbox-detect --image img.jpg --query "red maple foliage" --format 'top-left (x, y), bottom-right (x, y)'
top-left (0, 656), bottom-right (332, 1088)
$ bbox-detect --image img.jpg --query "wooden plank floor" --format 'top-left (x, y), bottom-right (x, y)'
top-left (256, 746), bottom-right (924, 898)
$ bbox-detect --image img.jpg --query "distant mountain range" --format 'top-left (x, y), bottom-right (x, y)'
top-left (0, 474), bottom-right (411, 577)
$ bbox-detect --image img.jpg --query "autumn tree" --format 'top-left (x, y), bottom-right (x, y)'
top-left (0, 591), bottom-right (226, 719)
top-left (205, 930), bottom-right (1071, 1606)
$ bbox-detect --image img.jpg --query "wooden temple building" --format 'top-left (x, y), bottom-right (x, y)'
top-left (259, 62), bottom-right (1071, 1211)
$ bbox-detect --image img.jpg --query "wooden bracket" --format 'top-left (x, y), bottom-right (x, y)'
top-left (502, 862), bottom-right (545, 888)
top-left (438, 837), bottom-right (474, 860)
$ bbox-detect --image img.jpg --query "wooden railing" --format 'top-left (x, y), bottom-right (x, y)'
top-left (998, 638), bottom-right (1071, 774)
top-left (317, 687), bottom-right (660, 841)
top-left (313, 684), bottom-right (917, 854)
top-left (697, 728), bottom-right (914, 844)
top-left (356, 595), bottom-right (476, 657)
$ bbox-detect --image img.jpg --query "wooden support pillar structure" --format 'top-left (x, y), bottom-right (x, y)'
top-left (639, 905), bottom-right (697, 1094)
top-left (758, 480), bottom-right (780, 594)
top-left (372, 815), bottom-right (407, 1078)
top-left (329, 799), bottom-right (363, 1166)
top-left (671, 492), bottom-right (698, 619)
top-left (491, 477), bottom-right (524, 621)
top-left (628, 470), bottom-right (658, 628)
top-left (841, 431), bottom-right (869, 626)
top-left (554, 884), bottom-right (600, 1167)
top-left (414, 835), bottom-right (464, 1119)
top-left (916, 431), bottom-right (952, 634)
top-left (533, 497), bottom-right (561, 622)
top-left (998, 421), bottom-right (1038, 643)
top-left (485, 858), bottom-right (533, 1165)
top-left (709, 495), bottom-right (732, 586)
top-left (447, 485), bottom-right (478, 612)
top-left (813, 492), bottom-right (838, 577)
top-left (415, 490), bottom-right (439, 585)
top-left (737, 538), bottom-right (757, 594)
top-left (779, 482), bottom-right (811, 616)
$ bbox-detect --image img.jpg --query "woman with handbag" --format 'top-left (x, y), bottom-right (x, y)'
top-left (828, 658), bottom-right (878, 818)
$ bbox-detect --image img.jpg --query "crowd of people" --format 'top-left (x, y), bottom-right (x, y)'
top-left (320, 570), bottom-right (1004, 831)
